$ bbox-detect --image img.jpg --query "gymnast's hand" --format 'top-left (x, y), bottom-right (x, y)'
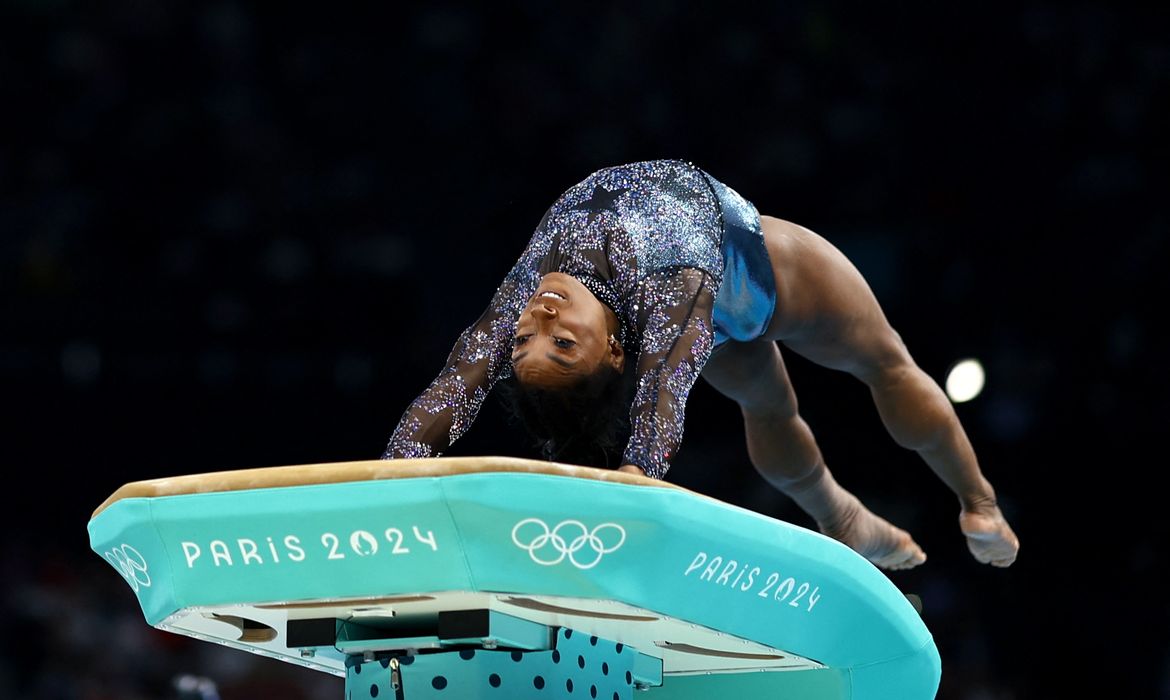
top-left (618, 464), bottom-right (646, 476)
top-left (959, 501), bottom-right (1020, 567)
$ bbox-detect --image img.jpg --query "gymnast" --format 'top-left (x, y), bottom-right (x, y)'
top-left (381, 159), bottom-right (1019, 571)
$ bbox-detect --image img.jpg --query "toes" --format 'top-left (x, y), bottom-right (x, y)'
top-left (874, 547), bottom-right (927, 571)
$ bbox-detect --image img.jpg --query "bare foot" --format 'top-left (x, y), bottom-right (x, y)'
top-left (819, 496), bottom-right (927, 571)
top-left (960, 505), bottom-right (1019, 567)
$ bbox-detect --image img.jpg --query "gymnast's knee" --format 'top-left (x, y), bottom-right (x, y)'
top-left (740, 394), bottom-right (800, 422)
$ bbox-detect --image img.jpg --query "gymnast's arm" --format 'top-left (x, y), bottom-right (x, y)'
top-left (620, 267), bottom-right (719, 479)
top-left (765, 216), bottom-right (1018, 564)
top-left (381, 275), bottom-right (526, 460)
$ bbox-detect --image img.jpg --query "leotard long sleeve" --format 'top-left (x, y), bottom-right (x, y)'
top-left (382, 159), bottom-right (729, 479)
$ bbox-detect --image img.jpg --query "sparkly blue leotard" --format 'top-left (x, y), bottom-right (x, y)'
top-left (383, 159), bottom-right (776, 478)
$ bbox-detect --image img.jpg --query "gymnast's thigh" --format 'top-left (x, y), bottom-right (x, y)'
top-left (701, 339), bottom-right (796, 413)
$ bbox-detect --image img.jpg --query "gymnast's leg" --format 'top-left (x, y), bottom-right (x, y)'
top-left (701, 339), bottom-right (928, 570)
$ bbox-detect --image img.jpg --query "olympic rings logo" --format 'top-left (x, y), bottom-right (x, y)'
top-left (105, 544), bottom-right (151, 591)
top-left (511, 518), bottom-right (626, 570)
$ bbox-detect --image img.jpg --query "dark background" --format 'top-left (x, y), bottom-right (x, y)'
top-left (3, 2), bottom-right (1167, 698)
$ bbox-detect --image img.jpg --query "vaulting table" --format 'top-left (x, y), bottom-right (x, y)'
top-left (88, 456), bottom-right (940, 699)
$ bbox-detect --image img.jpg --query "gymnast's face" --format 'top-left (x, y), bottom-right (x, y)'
top-left (511, 272), bottom-right (623, 390)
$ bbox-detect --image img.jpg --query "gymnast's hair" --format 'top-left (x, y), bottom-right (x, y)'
top-left (497, 362), bottom-right (633, 469)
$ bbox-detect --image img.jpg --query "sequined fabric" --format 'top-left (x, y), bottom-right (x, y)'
top-left (382, 159), bottom-right (771, 478)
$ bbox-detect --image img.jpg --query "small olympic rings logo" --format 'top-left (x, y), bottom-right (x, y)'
top-left (511, 518), bottom-right (626, 570)
top-left (105, 544), bottom-right (151, 591)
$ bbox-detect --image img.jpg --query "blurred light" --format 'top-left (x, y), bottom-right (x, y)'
top-left (173, 673), bottom-right (220, 700)
top-left (264, 353), bottom-right (309, 388)
top-left (160, 238), bottom-right (204, 278)
top-left (334, 352), bottom-right (373, 393)
top-left (199, 349), bottom-right (239, 387)
top-left (945, 358), bottom-right (985, 403)
top-left (204, 294), bottom-right (249, 331)
top-left (262, 238), bottom-right (312, 281)
top-left (332, 233), bottom-right (413, 277)
top-left (981, 395), bottom-right (1033, 441)
top-left (202, 193), bottom-right (250, 235)
top-left (61, 340), bottom-right (101, 384)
